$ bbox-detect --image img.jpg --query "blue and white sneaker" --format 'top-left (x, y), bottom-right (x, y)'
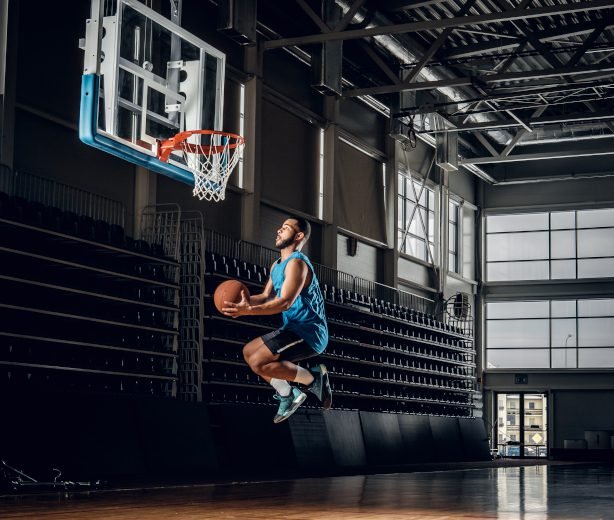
top-left (306, 364), bottom-right (333, 410)
top-left (273, 387), bottom-right (307, 424)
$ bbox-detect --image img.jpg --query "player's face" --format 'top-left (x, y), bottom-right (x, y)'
top-left (275, 219), bottom-right (301, 249)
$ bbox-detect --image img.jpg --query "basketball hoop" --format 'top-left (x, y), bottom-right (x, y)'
top-left (157, 130), bottom-right (245, 202)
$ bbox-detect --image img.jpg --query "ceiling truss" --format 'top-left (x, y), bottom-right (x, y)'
top-left (253, 0), bottom-right (614, 178)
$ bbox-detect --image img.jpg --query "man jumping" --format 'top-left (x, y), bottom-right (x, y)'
top-left (222, 217), bottom-right (332, 423)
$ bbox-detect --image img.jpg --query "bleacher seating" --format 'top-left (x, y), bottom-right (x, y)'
top-left (0, 195), bottom-right (180, 398)
top-left (201, 245), bottom-right (476, 417)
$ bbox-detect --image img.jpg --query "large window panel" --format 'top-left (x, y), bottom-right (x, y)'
top-left (487, 261), bottom-right (549, 281)
top-left (579, 349), bottom-right (614, 368)
top-left (462, 206), bottom-right (476, 281)
top-left (448, 200), bottom-right (459, 274)
top-left (578, 228), bottom-right (614, 257)
top-left (224, 79), bottom-right (243, 188)
top-left (578, 258), bottom-right (614, 278)
top-left (486, 299), bottom-right (614, 369)
top-left (488, 301), bottom-right (549, 319)
top-left (487, 319), bottom-right (549, 348)
top-left (578, 299), bottom-right (614, 316)
top-left (551, 211), bottom-right (575, 230)
top-left (551, 319), bottom-right (576, 349)
top-left (488, 349), bottom-right (550, 369)
top-left (486, 209), bottom-right (614, 281)
top-left (487, 232), bottom-right (549, 261)
top-left (577, 208), bottom-right (614, 228)
top-left (551, 230), bottom-right (575, 259)
top-left (551, 260), bottom-right (575, 279)
top-left (487, 213), bottom-right (549, 233)
top-left (579, 318), bottom-right (614, 347)
top-left (552, 348), bottom-right (577, 369)
top-left (552, 300), bottom-right (576, 317)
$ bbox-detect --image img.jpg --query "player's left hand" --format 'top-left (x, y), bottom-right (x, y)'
top-left (221, 290), bottom-right (251, 318)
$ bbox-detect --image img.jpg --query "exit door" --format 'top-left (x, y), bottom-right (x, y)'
top-left (496, 393), bottom-right (548, 458)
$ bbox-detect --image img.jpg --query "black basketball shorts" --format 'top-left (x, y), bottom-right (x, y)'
top-left (261, 328), bottom-right (319, 362)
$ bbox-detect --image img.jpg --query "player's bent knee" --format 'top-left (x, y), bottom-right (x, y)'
top-left (245, 353), bottom-right (263, 374)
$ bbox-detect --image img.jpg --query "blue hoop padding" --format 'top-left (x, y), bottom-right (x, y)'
top-left (79, 74), bottom-right (194, 186)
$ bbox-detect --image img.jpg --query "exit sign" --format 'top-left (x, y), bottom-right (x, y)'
top-left (515, 374), bottom-right (528, 384)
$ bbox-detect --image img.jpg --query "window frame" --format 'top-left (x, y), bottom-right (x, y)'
top-left (448, 197), bottom-right (461, 275)
top-left (485, 208), bottom-right (614, 282)
top-left (485, 298), bottom-right (614, 370)
top-left (397, 170), bottom-right (437, 265)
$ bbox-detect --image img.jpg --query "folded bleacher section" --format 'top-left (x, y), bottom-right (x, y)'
top-left (0, 175), bottom-right (179, 398)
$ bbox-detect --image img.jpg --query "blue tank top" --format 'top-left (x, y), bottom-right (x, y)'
top-left (270, 251), bottom-right (328, 353)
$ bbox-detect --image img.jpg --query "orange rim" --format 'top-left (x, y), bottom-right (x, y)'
top-left (157, 130), bottom-right (245, 162)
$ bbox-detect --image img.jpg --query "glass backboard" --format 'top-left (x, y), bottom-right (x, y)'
top-left (80, 0), bottom-right (226, 185)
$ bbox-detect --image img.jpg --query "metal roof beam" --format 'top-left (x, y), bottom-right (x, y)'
top-left (500, 106), bottom-right (548, 157)
top-left (392, 81), bottom-right (614, 117)
top-left (263, 1), bottom-right (614, 49)
top-left (344, 63), bottom-right (614, 97)
top-left (474, 132), bottom-right (500, 157)
top-left (444, 21), bottom-right (612, 59)
top-left (403, 0), bottom-right (478, 83)
top-left (358, 41), bottom-right (401, 84)
top-left (566, 22), bottom-right (608, 68)
top-left (395, 81), bottom-right (614, 116)
top-left (296, 0), bottom-right (330, 33)
top-left (379, 0), bottom-right (449, 10)
top-left (459, 148), bottom-right (614, 164)
top-left (334, 0), bottom-right (367, 32)
top-left (441, 109), bottom-right (614, 134)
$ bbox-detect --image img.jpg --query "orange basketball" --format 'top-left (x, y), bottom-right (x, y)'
top-left (214, 279), bottom-right (250, 314)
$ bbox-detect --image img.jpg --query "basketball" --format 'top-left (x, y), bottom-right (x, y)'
top-left (214, 279), bottom-right (250, 314)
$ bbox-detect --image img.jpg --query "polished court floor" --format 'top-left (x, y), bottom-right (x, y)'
top-left (1, 463), bottom-right (613, 519)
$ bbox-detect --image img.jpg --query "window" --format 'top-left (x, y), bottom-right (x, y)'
top-left (318, 128), bottom-right (325, 219)
top-left (237, 83), bottom-right (245, 188)
top-left (486, 298), bottom-right (614, 369)
top-left (397, 172), bottom-right (435, 263)
top-left (449, 199), bottom-right (460, 274)
top-left (486, 209), bottom-right (614, 281)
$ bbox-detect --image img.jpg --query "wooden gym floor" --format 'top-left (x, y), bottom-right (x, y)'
top-left (1, 462), bottom-right (613, 519)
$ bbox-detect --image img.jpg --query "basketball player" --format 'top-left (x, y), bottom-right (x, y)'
top-left (221, 217), bottom-right (332, 423)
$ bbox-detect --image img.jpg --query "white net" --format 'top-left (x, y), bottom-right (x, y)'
top-left (178, 132), bottom-right (244, 202)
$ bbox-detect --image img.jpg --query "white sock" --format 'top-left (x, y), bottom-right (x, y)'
top-left (294, 365), bottom-right (314, 386)
top-left (270, 378), bottom-right (292, 397)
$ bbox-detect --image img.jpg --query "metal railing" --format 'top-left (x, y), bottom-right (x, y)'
top-left (0, 166), bottom-right (125, 226)
top-left (141, 203), bottom-right (182, 261)
top-left (203, 227), bottom-right (435, 313)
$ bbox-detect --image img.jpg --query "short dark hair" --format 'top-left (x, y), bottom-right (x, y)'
top-left (290, 216), bottom-right (311, 243)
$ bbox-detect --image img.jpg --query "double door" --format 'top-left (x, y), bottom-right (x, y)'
top-left (496, 393), bottom-right (548, 458)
